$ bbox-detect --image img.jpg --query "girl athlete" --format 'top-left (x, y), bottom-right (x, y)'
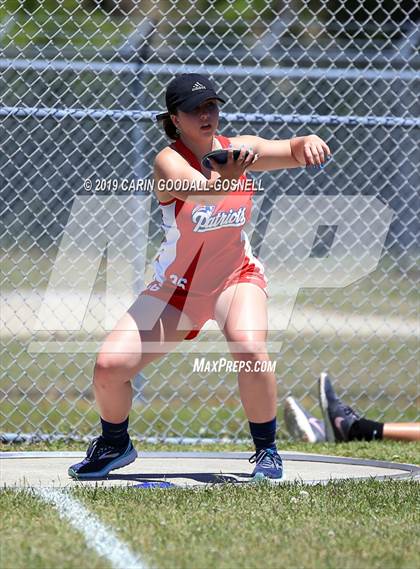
top-left (69, 73), bottom-right (331, 481)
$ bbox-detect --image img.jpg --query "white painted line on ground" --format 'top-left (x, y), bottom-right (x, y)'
top-left (33, 487), bottom-right (147, 569)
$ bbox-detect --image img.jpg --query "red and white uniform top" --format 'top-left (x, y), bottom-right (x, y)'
top-left (150, 134), bottom-right (266, 296)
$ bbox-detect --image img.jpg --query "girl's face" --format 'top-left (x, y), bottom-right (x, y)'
top-left (172, 99), bottom-right (219, 140)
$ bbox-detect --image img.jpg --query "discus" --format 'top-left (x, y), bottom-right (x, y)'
top-left (201, 148), bottom-right (249, 170)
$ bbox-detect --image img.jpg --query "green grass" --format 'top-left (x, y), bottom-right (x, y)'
top-left (0, 1), bottom-right (135, 50)
top-left (1, 442), bottom-right (419, 569)
top-left (79, 481), bottom-right (419, 569)
top-left (0, 489), bottom-right (107, 569)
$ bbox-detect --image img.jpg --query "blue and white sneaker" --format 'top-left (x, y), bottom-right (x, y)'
top-left (284, 396), bottom-right (326, 443)
top-left (249, 448), bottom-right (284, 481)
top-left (68, 436), bottom-right (137, 479)
top-left (319, 372), bottom-right (360, 442)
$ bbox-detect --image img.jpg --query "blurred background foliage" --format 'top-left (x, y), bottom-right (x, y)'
top-left (0, 0), bottom-right (418, 52)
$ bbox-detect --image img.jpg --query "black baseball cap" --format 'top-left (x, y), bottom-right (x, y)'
top-left (155, 74), bottom-right (225, 121)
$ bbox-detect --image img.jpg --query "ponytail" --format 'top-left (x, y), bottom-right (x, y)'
top-left (162, 116), bottom-right (179, 140)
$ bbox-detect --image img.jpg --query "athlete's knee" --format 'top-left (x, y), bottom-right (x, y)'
top-left (228, 334), bottom-right (269, 362)
top-left (94, 349), bottom-right (142, 383)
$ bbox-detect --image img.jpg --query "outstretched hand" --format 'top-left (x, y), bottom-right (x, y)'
top-left (301, 135), bottom-right (332, 167)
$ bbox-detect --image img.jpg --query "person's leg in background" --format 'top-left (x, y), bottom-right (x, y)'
top-left (319, 372), bottom-right (420, 443)
top-left (382, 423), bottom-right (420, 441)
top-left (284, 373), bottom-right (419, 443)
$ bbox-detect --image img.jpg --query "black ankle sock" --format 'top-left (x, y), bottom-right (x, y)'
top-left (348, 418), bottom-right (384, 441)
top-left (101, 417), bottom-right (130, 447)
top-left (249, 417), bottom-right (277, 453)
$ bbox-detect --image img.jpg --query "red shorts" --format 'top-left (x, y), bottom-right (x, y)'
top-left (135, 258), bottom-right (268, 340)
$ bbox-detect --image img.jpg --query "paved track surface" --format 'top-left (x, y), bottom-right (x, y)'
top-left (1, 451), bottom-right (418, 488)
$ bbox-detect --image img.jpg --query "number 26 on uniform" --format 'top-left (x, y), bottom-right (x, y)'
top-left (169, 274), bottom-right (187, 289)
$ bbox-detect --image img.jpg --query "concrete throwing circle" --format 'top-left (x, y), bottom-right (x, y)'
top-left (1, 451), bottom-right (418, 489)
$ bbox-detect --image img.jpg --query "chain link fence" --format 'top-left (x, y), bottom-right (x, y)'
top-left (1, 1), bottom-right (419, 442)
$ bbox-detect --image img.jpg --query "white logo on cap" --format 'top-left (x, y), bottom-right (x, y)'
top-left (191, 81), bottom-right (206, 91)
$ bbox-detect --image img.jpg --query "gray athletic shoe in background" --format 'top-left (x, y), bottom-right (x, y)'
top-left (284, 396), bottom-right (326, 443)
top-left (318, 372), bottom-right (360, 442)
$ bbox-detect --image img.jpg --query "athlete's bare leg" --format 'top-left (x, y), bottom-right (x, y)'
top-left (383, 423), bottom-right (420, 442)
top-left (93, 296), bottom-right (193, 423)
top-left (214, 283), bottom-right (277, 423)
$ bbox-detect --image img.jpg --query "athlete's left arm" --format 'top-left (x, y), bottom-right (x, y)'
top-left (231, 135), bottom-right (331, 171)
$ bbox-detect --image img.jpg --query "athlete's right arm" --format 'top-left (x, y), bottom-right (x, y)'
top-left (153, 147), bottom-right (252, 205)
